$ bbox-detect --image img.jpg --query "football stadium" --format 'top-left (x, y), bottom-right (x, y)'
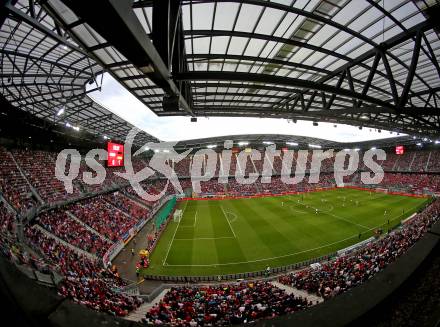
top-left (0, 1), bottom-right (440, 327)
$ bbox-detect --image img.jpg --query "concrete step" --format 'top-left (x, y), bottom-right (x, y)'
top-left (270, 281), bottom-right (324, 304)
top-left (124, 288), bottom-right (170, 322)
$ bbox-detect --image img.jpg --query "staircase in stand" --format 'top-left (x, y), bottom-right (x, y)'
top-left (270, 281), bottom-right (324, 304)
top-left (33, 225), bottom-right (98, 260)
top-left (8, 151), bottom-right (44, 204)
top-left (125, 288), bottom-right (170, 322)
top-left (425, 151), bottom-right (432, 172)
top-left (66, 211), bottom-right (113, 243)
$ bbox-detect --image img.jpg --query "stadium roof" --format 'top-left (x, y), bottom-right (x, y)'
top-left (175, 133), bottom-right (429, 150)
top-left (0, 0), bottom-right (158, 145)
top-left (1, 0), bottom-right (440, 141)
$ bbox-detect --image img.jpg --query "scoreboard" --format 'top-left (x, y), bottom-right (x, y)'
top-left (107, 142), bottom-right (124, 167)
top-left (395, 145), bottom-right (404, 155)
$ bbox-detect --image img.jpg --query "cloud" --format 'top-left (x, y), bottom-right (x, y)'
top-left (88, 73), bottom-right (404, 143)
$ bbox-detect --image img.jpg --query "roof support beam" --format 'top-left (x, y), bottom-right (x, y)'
top-left (4, 3), bottom-right (89, 57)
top-left (175, 71), bottom-right (393, 110)
top-left (399, 31), bottom-right (422, 109)
top-left (59, 0), bottom-right (193, 115)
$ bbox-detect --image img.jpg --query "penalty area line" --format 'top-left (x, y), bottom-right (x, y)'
top-left (162, 201), bottom-right (187, 265)
top-left (164, 211), bottom-right (406, 268)
top-left (220, 205), bottom-right (237, 238)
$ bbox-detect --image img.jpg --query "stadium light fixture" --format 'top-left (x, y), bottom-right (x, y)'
top-left (103, 135), bottom-right (108, 140)
top-left (73, 126), bottom-right (80, 131)
top-left (423, 138), bottom-right (428, 141)
top-left (435, 140), bottom-right (440, 144)
top-left (207, 144), bottom-right (217, 148)
top-left (238, 141), bottom-right (249, 146)
top-left (286, 142), bottom-right (298, 146)
top-left (56, 108), bottom-right (65, 116)
top-left (65, 122), bottom-right (71, 128)
top-left (309, 144), bottom-right (321, 148)
top-left (416, 143), bottom-right (422, 146)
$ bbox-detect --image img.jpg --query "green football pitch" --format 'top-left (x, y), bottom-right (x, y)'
top-left (144, 188), bottom-right (428, 276)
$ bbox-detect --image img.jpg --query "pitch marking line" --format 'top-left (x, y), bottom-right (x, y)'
top-left (162, 201), bottom-right (187, 265)
top-left (179, 209), bottom-right (198, 228)
top-left (288, 205), bottom-right (307, 215)
top-left (224, 210), bottom-right (238, 223)
top-left (292, 198), bottom-right (371, 230)
top-left (174, 236), bottom-right (235, 241)
top-left (194, 210), bottom-right (198, 227)
top-left (220, 205), bottom-right (237, 238)
top-left (164, 232), bottom-right (363, 267)
top-left (164, 211), bottom-right (402, 268)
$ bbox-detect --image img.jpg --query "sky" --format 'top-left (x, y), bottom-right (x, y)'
top-left (88, 73), bottom-right (404, 143)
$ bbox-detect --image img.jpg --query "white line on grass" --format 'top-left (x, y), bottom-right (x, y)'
top-left (164, 216), bottom-right (397, 267)
top-left (220, 205), bottom-right (237, 238)
top-left (288, 205), bottom-right (307, 214)
top-left (162, 201), bottom-right (187, 265)
top-left (174, 236), bottom-right (236, 241)
top-left (224, 210), bottom-right (238, 223)
top-left (294, 200), bottom-right (371, 230)
top-left (193, 210), bottom-right (198, 227)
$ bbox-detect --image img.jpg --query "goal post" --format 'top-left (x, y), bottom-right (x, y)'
top-left (174, 209), bottom-right (183, 222)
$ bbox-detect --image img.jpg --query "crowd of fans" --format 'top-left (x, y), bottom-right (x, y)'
top-left (25, 226), bottom-right (142, 316)
top-left (36, 209), bottom-right (113, 257)
top-left (227, 178), bottom-right (259, 195)
top-left (1, 146), bottom-right (440, 215)
top-left (2, 144), bottom-right (440, 323)
top-left (278, 199), bottom-right (440, 299)
top-left (0, 147), bottom-right (37, 213)
top-left (377, 173), bottom-right (440, 193)
top-left (12, 149), bottom-right (82, 204)
top-left (0, 202), bottom-right (16, 235)
top-left (105, 192), bottom-right (150, 219)
top-left (144, 281), bottom-right (312, 325)
top-left (69, 196), bottom-right (139, 242)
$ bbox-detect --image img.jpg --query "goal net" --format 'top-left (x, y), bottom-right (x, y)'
top-left (174, 209), bottom-right (183, 222)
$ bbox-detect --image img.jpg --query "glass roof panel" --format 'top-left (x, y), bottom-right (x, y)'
top-left (234, 4), bottom-right (263, 33)
top-left (2, 0), bottom-right (439, 137)
top-left (213, 2), bottom-right (240, 30)
top-left (192, 2), bottom-right (215, 30)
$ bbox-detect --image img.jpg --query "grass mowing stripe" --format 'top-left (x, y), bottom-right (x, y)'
top-left (295, 199), bottom-right (372, 230)
top-left (143, 189), bottom-right (428, 276)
